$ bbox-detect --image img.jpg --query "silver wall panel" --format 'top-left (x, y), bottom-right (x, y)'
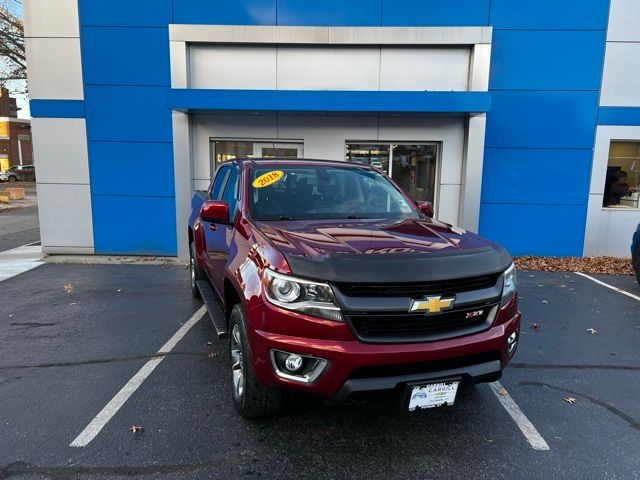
top-left (607, 0), bottom-right (640, 42)
top-left (31, 119), bottom-right (89, 184)
top-left (25, 37), bottom-right (84, 100)
top-left (600, 42), bottom-right (640, 106)
top-left (24, 0), bottom-right (79, 38)
top-left (379, 47), bottom-right (470, 91)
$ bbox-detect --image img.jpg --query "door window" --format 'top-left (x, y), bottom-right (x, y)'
top-left (211, 140), bottom-right (303, 171)
top-left (210, 166), bottom-right (230, 200)
top-left (221, 167), bottom-right (239, 217)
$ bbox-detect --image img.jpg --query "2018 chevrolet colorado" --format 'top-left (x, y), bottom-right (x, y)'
top-left (188, 159), bottom-right (520, 418)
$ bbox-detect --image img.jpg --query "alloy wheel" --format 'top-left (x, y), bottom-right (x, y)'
top-left (230, 323), bottom-right (245, 400)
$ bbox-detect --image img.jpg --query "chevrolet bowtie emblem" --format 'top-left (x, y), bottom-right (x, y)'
top-left (410, 295), bottom-right (455, 314)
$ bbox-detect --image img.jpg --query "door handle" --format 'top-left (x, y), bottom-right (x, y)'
top-left (209, 223), bottom-right (217, 231)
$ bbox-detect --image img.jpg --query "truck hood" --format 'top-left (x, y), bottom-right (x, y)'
top-left (256, 218), bottom-right (513, 283)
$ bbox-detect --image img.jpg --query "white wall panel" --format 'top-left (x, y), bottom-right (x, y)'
top-left (600, 43), bottom-right (640, 107)
top-left (37, 183), bottom-right (94, 250)
top-left (607, 0), bottom-right (640, 42)
top-left (380, 47), bottom-right (469, 91)
top-left (24, 0), bottom-right (79, 38)
top-left (25, 38), bottom-right (84, 100)
top-left (189, 45), bottom-right (277, 89)
top-left (278, 114), bottom-right (378, 160)
top-left (31, 119), bottom-right (89, 184)
top-left (277, 47), bottom-right (380, 91)
top-left (437, 184), bottom-right (462, 225)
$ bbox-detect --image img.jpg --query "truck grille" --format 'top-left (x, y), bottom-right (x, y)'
top-left (344, 305), bottom-right (497, 343)
top-left (334, 273), bottom-right (501, 298)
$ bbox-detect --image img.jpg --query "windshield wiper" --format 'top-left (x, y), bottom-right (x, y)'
top-left (346, 215), bottom-right (369, 219)
top-left (279, 216), bottom-right (295, 220)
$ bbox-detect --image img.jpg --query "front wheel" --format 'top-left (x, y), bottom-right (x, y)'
top-left (228, 304), bottom-right (283, 418)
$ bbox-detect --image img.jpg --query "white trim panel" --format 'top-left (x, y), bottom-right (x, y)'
top-left (607, 0), bottom-right (640, 42)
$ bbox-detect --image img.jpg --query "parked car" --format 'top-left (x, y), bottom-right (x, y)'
top-left (4, 165), bottom-right (36, 182)
top-left (188, 159), bottom-right (520, 418)
top-left (0, 169), bottom-right (18, 182)
top-left (633, 223), bottom-right (640, 286)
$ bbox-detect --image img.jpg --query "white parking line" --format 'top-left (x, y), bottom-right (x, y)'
top-left (574, 272), bottom-right (640, 302)
top-left (70, 305), bottom-right (208, 447)
top-left (489, 381), bottom-right (550, 451)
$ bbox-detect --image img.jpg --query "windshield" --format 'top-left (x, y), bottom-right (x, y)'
top-left (249, 165), bottom-right (419, 221)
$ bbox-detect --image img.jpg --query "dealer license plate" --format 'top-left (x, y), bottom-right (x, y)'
top-left (407, 380), bottom-right (460, 411)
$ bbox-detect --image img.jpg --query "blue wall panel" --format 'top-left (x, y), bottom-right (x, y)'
top-left (485, 91), bottom-right (599, 149)
top-left (599, 107), bottom-right (640, 126)
top-left (30, 100), bottom-right (85, 118)
top-left (479, 204), bottom-right (588, 257)
top-left (278, 0), bottom-right (382, 26)
top-left (85, 86), bottom-right (172, 143)
top-left (89, 142), bottom-right (175, 197)
top-left (490, 0), bottom-right (609, 30)
top-left (481, 148), bottom-right (592, 205)
top-left (490, 30), bottom-right (606, 91)
top-left (382, 0), bottom-right (490, 26)
top-left (92, 196), bottom-right (177, 256)
top-left (82, 27), bottom-right (170, 86)
top-left (79, 0), bottom-right (172, 27)
top-left (173, 0), bottom-right (276, 25)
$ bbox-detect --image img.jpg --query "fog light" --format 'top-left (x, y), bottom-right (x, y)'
top-left (507, 330), bottom-right (518, 354)
top-left (284, 353), bottom-right (303, 372)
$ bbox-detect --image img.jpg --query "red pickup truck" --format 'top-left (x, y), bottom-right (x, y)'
top-left (188, 159), bottom-right (520, 418)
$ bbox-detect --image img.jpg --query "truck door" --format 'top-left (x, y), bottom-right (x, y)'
top-left (203, 164), bottom-right (239, 297)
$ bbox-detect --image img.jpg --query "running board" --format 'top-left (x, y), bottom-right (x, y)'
top-left (196, 280), bottom-right (228, 339)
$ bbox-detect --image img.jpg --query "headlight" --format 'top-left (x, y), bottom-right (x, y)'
top-left (262, 268), bottom-right (343, 322)
top-left (501, 263), bottom-right (518, 306)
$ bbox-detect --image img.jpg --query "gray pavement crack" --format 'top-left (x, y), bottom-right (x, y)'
top-left (520, 381), bottom-right (640, 431)
top-left (0, 351), bottom-right (211, 372)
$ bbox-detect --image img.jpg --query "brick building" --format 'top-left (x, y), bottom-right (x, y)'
top-left (0, 87), bottom-right (33, 171)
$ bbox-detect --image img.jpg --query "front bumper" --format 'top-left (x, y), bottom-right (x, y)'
top-left (246, 297), bottom-right (521, 402)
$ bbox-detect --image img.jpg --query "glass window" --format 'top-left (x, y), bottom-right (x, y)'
top-left (222, 167), bottom-right (239, 216)
top-left (249, 165), bottom-right (418, 221)
top-left (213, 141), bottom-right (253, 169)
top-left (210, 166), bottom-right (230, 200)
top-left (345, 144), bottom-right (390, 171)
top-left (603, 141), bottom-right (640, 208)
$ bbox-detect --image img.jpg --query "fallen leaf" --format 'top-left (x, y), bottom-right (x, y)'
top-left (497, 387), bottom-right (508, 396)
top-left (563, 397), bottom-right (576, 404)
top-left (587, 328), bottom-right (598, 335)
top-left (541, 300), bottom-right (549, 304)
top-left (514, 256), bottom-right (634, 275)
top-left (63, 283), bottom-right (74, 293)
top-left (206, 342), bottom-right (213, 346)
top-left (207, 352), bottom-right (217, 358)
top-left (610, 352), bottom-right (617, 356)
top-left (70, 303), bottom-right (76, 306)
top-left (129, 425), bottom-right (144, 433)
top-left (530, 323), bottom-right (542, 330)
top-left (116, 289), bottom-right (122, 293)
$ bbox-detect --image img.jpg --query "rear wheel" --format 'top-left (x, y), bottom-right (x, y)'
top-left (228, 304), bottom-right (283, 418)
top-left (7, 176), bottom-right (16, 183)
top-left (189, 241), bottom-right (205, 299)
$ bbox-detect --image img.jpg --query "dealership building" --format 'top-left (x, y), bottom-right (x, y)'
top-left (24, 0), bottom-right (640, 258)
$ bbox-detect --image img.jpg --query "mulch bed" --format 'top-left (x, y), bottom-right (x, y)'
top-left (515, 256), bottom-right (635, 275)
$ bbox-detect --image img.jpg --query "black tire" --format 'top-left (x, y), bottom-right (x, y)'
top-left (7, 176), bottom-right (16, 183)
top-left (228, 304), bottom-right (283, 418)
top-left (189, 241), bottom-right (205, 299)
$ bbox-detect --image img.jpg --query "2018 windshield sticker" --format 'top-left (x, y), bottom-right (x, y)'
top-left (253, 170), bottom-right (284, 188)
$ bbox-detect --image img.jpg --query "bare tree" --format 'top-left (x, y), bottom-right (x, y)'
top-left (0, 0), bottom-right (26, 93)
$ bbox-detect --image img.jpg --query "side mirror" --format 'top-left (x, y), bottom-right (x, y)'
top-left (416, 201), bottom-right (434, 218)
top-left (200, 200), bottom-right (230, 223)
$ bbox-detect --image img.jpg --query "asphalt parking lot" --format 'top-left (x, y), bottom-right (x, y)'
top-left (1, 262), bottom-right (639, 479)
